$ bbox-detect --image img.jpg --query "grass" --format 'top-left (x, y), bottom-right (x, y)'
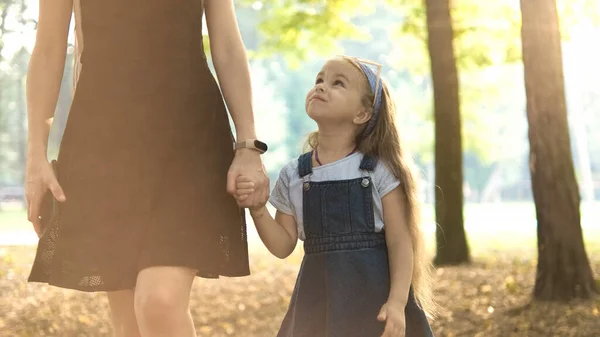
top-left (0, 209), bottom-right (28, 232)
top-left (0, 202), bottom-right (599, 336)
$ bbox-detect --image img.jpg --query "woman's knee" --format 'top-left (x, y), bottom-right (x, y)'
top-left (134, 287), bottom-right (185, 321)
top-left (133, 266), bottom-right (196, 322)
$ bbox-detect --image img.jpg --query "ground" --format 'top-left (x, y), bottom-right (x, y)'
top-left (0, 204), bottom-right (598, 337)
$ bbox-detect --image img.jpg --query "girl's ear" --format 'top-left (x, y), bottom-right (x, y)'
top-left (353, 108), bottom-right (372, 125)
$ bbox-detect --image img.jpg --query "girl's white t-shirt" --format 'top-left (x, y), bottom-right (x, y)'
top-left (269, 152), bottom-right (401, 240)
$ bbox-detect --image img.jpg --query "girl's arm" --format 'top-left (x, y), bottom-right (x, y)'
top-left (250, 208), bottom-right (298, 259)
top-left (25, 0), bottom-right (73, 233)
top-left (204, 0), bottom-right (269, 208)
top-left (381, 186), bottom-right (414, 306)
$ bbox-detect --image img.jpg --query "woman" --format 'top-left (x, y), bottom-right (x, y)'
top-left (24, 0), bottom-right (269, 336)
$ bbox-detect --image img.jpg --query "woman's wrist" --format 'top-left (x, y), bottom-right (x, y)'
top-left (27, 143), bottom-right (48, 161)
top-left (234, 147), bottom-right (262, 157)
top-left (27, 123), bottom-right (51, 158)
top-left (235, 126), bottom-right (257, 142)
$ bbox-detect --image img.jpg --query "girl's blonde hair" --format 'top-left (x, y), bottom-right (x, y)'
top-left (305, 56), bottom-right (437, 318)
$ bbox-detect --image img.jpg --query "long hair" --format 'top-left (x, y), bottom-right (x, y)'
top-left (305, 61), bottom-right (437, 318)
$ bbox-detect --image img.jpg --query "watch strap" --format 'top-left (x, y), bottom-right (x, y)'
top-left (234, 139), bottom-right (267, 154)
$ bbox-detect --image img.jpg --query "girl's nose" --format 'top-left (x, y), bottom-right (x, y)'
top-left (316, 83), bottom-right (326, 93)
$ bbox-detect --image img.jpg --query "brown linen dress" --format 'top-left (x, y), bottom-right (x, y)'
top-left (28, 0), bottom-right (250, 292)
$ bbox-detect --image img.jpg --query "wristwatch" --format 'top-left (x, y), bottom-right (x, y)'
top-left (234, 139), bottom-right (268, 154)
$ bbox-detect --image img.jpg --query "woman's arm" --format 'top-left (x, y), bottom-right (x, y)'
top-left (250, 208), bottom-right (298, 259)
top-left (382, 186), bottom-right (414, 306)
top-left (27, 0), bottom-right (73, 159)
top-left (25, 0), bottom-right (72, 234)
top-left (204, 0), bottom-right (269, 208)
top-left (204, 0), bottom-right (255, 141)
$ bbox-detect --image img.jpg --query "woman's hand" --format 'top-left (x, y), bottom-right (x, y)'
top-left (25, 156), bottom-right (65, 237)
top-left (378, 301), bottom-right (407, 337)
top-left (226, 149), bottom-right (269, 208)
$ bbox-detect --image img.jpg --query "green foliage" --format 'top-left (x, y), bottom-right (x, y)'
top-left (389, 0), bottom-right (522, 74)
top-left (384, 1), bottom-right (526, 165)
top-left (557, 0), bottom-right (600, 39)
top-left (389, 0), bottom-right (600, 75)
top-left (239, 0), bottom-right (374, 68)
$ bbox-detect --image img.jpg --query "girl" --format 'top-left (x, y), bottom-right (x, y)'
top-left (25, 0), bottom-right (268, 336)
top-left (236, 55), bottom-right (436, 336)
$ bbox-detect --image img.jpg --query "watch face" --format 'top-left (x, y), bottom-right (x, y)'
top-left (253, 140), bottom-right (268, 152)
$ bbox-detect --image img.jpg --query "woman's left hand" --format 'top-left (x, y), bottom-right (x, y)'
top-left (378, 301), bottom-right (406, 337)
top-left (226, 148), bottom-right (269, 208)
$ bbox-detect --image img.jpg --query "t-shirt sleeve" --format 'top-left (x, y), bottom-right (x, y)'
top-left (374, 161), bottom-right (401, 198)
top-left (269, 164), bottom-right (294, 215)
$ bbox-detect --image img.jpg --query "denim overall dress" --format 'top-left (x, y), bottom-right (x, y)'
top-left (277, 152), bottom-right (434, 337)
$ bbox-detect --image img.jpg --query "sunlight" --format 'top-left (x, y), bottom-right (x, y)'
top-left (1, 1), bottom-right (599, 336)
top-left (252, 1), bottom-right (263, 11)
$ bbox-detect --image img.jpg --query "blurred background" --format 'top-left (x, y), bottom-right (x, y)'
top-left (0, 0), bottom-right (598, 336)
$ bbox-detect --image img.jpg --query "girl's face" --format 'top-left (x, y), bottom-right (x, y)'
top-left (305, 58), bottom-right (371, 128)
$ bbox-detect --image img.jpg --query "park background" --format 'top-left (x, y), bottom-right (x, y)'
top-left (0, 0), bottom-right (599, 336)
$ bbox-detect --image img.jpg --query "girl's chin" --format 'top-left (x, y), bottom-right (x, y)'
top-left (306, 107), bottom-right (331, 120)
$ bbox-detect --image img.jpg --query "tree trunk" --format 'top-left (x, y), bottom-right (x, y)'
top-left (425, 0), bottom-right (470, 265)
top-left (520, 0), bottom-right (597, 300)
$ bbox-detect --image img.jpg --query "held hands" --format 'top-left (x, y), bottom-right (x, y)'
top-left (234, 175), bottom-right (268, 217)
top-left (378, 301), bottom-right (407, 337)
top-left (226, 148), bottom-right (269, 209)
top-left (25, 156), bottom-right (66, 237)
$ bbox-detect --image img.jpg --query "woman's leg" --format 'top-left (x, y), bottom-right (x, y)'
top-left (134, 266), bottom-right (197, 337)
top-left (107, 289), bottom-right (142, 337)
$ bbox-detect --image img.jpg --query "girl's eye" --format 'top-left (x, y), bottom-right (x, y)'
top-left (315, 78), bottom-right (323, 84)
top-left (334, 80), bottom-right (345, 87)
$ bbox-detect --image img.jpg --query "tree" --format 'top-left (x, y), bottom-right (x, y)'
top-left (424, 0), bottom-right (470, 265)
top-left (520, 0), bottom-right (597, 300)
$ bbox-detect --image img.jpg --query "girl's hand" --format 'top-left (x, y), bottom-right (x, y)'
top-left (378, 301), bottom-right (406, 337)
top-left (25, 156), bottom-right (66, 237)
top-left (235, 175), bottom-right (267, 214)
top-left (227, 149), bottom-right (269, 208)
top-left (235, 175), bottom-right (255, 202)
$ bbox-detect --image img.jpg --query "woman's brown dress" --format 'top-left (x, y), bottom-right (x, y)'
top-left (28, 0), bottom-right (250, 291)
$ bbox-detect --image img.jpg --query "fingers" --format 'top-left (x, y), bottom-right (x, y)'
top-left (230, 175), bottom-right (260, 208)
top-left (251, 171), bottom-right (269, 206)
top-left (27, 190), bottom-right (42, 237)
top-left (250, 178), bottom-right (269, 209)
top-left (234, 173), bottom-right (269, 209)
top-left (378, 312), bottom-right (405, 337)
top-left (31, 218), bottom-right (42, 238)
top-left (381, 321), bottom-right (395, 337)
top-left (25, 160), bottom-right (63, 236)
top-left (227, 161), bottom-right (270, 209)
top-left (48, 177), bottom-right (66, 202)
top-left (236, 175), bottom-right (253, 183)
top-left (226, 170), bottom-right (238, 196)
top-left (27, 190), bottom-right (42, 234)
top-left (377, 303), bottom-right (388, 321)
top-left (235, 176), bottom-right (255, 205)
top-left (260, 176), bottom-right (270, 204)
top-left (236, 180), bottom-right (255, 196)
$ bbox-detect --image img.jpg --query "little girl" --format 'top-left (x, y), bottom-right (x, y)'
top-left (236, 55), bottom-right (435, 337)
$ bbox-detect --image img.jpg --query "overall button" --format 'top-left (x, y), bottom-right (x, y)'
top-left (361, 178), bottom-right (370, 187)
top-left (303, 182), bottom-right (311, 191)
